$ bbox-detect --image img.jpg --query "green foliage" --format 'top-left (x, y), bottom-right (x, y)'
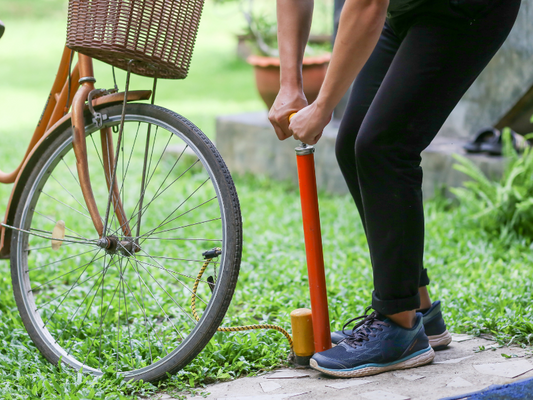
top-left (451, 128), bottom-right (533, 242)
top-left (217, 0), bottom-right (333, 57)
top-left (0, 0), bottom-right (66, 19)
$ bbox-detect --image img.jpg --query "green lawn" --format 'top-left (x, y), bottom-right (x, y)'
top-left (0, 1), bottom-right (532, 399)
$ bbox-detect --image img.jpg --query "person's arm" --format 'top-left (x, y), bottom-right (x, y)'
top-left (268, 0), bottom-right (314, 141)
top-left (289, 0), bottom-right (389, 145)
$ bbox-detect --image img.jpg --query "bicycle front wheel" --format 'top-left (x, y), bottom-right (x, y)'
top-left (10, 103), bottom-right (242, 382)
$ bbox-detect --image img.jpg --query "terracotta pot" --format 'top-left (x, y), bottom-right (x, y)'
top-left (247, 53), bottom-right (331, 110)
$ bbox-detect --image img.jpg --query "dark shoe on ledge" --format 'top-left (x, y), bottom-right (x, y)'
top-left (463, 127), bottom-right (499, 153)
top-left (480, 128), bottom-right (528, 156)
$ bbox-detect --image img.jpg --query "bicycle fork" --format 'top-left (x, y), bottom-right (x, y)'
top-left (71, 54), bottom-right (132, 244)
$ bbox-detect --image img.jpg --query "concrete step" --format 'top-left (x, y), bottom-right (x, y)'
top-left (216, 112), bottom-right (505, 201)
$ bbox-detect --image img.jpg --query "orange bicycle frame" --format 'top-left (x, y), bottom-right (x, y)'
top-left (0, 46), bottom-right (151, 258)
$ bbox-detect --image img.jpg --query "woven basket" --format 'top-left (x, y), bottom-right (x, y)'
top-left (67, 0), bottom-right (205, 79)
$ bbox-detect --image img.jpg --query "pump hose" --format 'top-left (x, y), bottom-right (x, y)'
top-left (191, 249), bottom-right (294, 349)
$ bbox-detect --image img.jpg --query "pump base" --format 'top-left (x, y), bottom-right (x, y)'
top-left (293, 354), bottom-right (312, 367)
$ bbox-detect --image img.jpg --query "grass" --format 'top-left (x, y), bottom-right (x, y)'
top-left (0, 1), bottom-right (532, 399)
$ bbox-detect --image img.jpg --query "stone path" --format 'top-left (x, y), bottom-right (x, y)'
top-left (151, 334), bottom-right (533, 400)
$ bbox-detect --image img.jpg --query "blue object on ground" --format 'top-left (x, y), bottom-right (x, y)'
top-left (440, 377), bottom-right (533, 399)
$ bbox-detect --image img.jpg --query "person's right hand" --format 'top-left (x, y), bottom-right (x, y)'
top-left (268, 86), bottom-right (308, 141)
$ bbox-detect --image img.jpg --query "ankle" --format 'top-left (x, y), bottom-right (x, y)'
top-left (418, 286), bottom-right (432, 310)
top-left (385, 310), bottom-right (416, 329)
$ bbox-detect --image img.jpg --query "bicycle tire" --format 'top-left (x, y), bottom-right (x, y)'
top-left (10, 103), bottom-right (242, 382)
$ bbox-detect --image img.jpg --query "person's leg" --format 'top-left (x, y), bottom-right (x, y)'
top-left (336, 23), bottom-right (434, 300)
top-left (356, 0), bottom-right (521, 320)
top-left (312, 0), bottom-right (521, 377)
top-left (335, 22), bottom-right (401, 235)
top-left (333, 21), bottom-right (442, 342)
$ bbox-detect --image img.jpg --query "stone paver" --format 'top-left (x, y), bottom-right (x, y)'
top-left (149, 335), bottom-right (533, 400)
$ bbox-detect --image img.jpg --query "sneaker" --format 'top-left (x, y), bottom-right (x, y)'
top-left (310, 311), bottom-right (435, 378)
top-left (331, 301), bottom-right (452, 350)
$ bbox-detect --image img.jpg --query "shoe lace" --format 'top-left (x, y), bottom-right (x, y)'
top-left (341, 307), bottom-right (390, 348)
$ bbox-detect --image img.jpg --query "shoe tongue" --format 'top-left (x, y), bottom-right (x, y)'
top-left (372, 311), bottom-right (387, 322)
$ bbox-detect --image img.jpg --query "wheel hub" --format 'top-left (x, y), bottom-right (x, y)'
top-left (97, 235), bottom-right (140, 256)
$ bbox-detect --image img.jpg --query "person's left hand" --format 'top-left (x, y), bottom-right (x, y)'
top-left (289, 102), bottom-right (332, 145)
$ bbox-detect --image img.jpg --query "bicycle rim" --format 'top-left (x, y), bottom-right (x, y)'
top-left (10, 103), bottom-right (242, 382)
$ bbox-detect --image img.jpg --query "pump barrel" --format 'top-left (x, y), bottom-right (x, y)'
top-left (295, 144), bottom-right (332, 353)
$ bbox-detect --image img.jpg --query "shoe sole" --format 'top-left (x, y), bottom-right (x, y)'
top-left (310, 347), bottom-right (435, 378)
top-left (428, 330), bottom-right (452, 350)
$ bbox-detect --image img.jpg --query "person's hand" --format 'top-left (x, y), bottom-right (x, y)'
top-left (289, 102), bottom-right (332, 145)
top-left (268, 86), bottom-right (308, 141)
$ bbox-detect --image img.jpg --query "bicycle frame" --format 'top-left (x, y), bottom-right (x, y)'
top-left (0, 46), bottom-right (152, 258)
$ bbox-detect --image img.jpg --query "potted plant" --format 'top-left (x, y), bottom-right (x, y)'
top-left (217, 0), bottom-right (332, 109)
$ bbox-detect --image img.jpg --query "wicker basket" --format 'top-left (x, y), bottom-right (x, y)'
top-left (67, 0), bottom-right (205, 79)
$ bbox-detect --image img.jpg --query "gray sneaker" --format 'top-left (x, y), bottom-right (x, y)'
top-left (331, 301), bottom-right (452, 350)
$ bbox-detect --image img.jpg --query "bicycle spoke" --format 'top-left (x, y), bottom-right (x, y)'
top-left (142, 131), bottom-right (174, 201)
top-left (132, 255), bottom-right (211, 305)
top-left (24, 241), bottom-right (78, 252)
top-left (134, 254), bottom-right (215, 266)
top-left (34, 211), bottom-right (90, 241)
top-left (124, 257), bottom-right (159, 362)
top-left (141, 195), bottom-right (218, 238)
top-left (116, 256), bottom-right (123, 368)
top-left (106, 128), bottom-right (172, 238)
top-left (61, 156), bottom-right (80, 186)
top-left (28, 248), bottom-right (98, 273)
top-left (49, 173), bottom-right (91, 216)
top-left (30, 251), bottom-right (104, 289)
top-left (41, 249), bottom-right (104, 327)
top-left (120, 258), bottom-right (135, 368)
top-left (141, 237), bottom-right (222, 242)
top-left (108, 137), bottom-right (196, 239)
top-left (28, 227), bottom-right (86, 241)
top-left (126, 177), bottom-right (211, 240)
top-left (116, 122), bottom-right (140, 209)
top-left (92, 276), bottom-right (122, 358)
top-left (140, 217), bottom-right (222, 240)
top-left (120, 259), bottom-right (167, 359)
top-left (134, 144), bottom-right (190, 219)
top-left (3, 223), bottom-right (96, 246)
top-left (41, 191), bottom-right (92, 220)
top-left (57, 255), bottom-right (112, 348)
top-left (36, 267), bottom-right (107, 311)
top-left (98, 252), bottom-right (107, 363)
top-left (142, 159), bottom-right (201, 213)
top-left (127, 258), bottom-right (186, 341)
top-left (134, 249), bottom-right (209, 309)
top-left (136, 122), bottom-right (153, 244)
top-left (133, 159), bottom-right (202, 225)
top-left (89, 133), bottom-right (105, 170)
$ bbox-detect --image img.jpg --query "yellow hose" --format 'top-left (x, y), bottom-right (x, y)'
top-left (191, 249), bottom-right (294, 348)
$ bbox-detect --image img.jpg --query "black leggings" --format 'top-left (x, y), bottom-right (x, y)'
top-left (335, 0), bottom-right (521, 315)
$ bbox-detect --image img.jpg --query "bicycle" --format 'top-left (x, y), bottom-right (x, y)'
top-left (0, 0), bottom-right (242, 383)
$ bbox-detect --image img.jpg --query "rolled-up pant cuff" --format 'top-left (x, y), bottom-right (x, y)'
top-left (419, 268), bottom-right (430, 287)
top-left (372, 290), bottom-right (420, 315)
